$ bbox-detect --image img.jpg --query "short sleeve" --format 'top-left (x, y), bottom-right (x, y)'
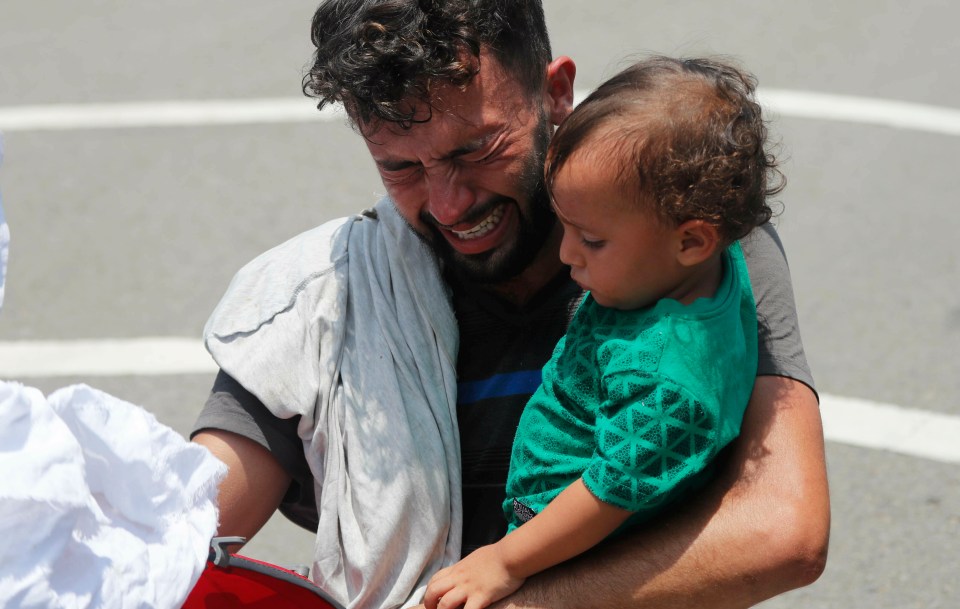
top-left (192, 370), bottom-right (319, 532)
top-left (740, 223), bottom-right (817, 394)
top-left (584, 373), bottom-right (719, 512)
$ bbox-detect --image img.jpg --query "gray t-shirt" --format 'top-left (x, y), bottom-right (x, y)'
top-left (192, 221), bottom-right (815, 552)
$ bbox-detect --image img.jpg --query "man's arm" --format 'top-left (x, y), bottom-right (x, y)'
top-left (191, 370), bottom-right (316, 547)
top-left (193, 429), bottom-right (291, 545)
top-left (485, 375), bottom-right (829, 609)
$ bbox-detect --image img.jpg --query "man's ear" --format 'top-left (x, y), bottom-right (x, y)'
top-left (544, 56), bottom-right (576, 126)
top-left (675, 219), bottom-right (721, 267)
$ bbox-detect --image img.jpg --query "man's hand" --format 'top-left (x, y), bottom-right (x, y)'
top-left (424, 544), bottom-right (526, 609)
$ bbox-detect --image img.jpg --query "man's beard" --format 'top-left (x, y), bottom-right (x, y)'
top-left (421, 116), bottom-right (556, 285)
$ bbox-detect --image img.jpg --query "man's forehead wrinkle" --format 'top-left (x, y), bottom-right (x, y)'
top-left (429, 86), bottom-right (487, 133)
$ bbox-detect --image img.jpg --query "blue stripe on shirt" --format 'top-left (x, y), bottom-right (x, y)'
top-left (458, 370), bottom-right (543, 406)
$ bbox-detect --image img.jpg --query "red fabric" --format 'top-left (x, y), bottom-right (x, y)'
top-left (182, 556), bottom-right (339, 609)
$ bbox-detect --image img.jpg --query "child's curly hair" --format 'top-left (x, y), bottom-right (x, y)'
top-left (545, 56), bottom-right (784, 244)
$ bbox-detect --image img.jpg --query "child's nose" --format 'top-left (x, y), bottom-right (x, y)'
top-left (558, 230), bottom-right (582, 267)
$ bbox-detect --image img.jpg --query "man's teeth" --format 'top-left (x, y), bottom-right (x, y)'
top-left (451, 207), bottom-right (505, 240)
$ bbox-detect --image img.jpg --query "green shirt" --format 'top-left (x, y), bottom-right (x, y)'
top-left (504, 243), bottom-right (758, 531)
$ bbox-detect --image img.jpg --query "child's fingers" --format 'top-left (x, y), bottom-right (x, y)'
top-left (464, 595), bottom-right (494, 609)
top-left (436, 586), bottom-right (468, 609)
top-left (424, 571), bottom-right (456, 609)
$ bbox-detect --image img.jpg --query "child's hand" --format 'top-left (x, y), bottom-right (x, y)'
top-left (423, 543), bottom-right (525, 609)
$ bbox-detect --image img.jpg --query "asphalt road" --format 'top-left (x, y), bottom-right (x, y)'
top-left (1, 1), bottom-right (958, 607)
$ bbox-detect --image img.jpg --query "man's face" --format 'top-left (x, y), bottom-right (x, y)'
top-left (360, 53), bottom-right (557, 284)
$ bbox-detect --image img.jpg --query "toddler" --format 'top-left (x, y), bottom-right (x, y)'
top-left (425, 55), bottom-right (783, 609)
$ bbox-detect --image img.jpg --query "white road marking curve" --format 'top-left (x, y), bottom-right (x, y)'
top-left (1, 90), bottom-right (959, 136)
top-left (757, 90), bottom-right (960, 137)
top-left (0, 338), bottom-right (957, 464)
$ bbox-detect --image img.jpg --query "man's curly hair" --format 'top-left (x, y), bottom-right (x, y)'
top-left (545, 56), bottom-right (784, 244)
top-left (302, 0), bottom-right (552, 128)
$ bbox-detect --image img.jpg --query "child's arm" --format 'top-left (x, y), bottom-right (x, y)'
top-left (424, 478), bottom-right (632, 609)
top-left (497, 478), bottom-right (633, 576)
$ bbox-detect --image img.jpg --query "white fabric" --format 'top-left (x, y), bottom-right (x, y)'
top-left (0, 133), bottom-right (225, 608)
top-left (0, 132), bottom-right (8, 308)
top-left (204, 198), bottom-right (462, 609)
top-left (0, 382), bottom-right (227, 609)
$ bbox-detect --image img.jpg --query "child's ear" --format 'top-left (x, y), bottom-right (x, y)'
top-left (674, 219), bottom-right (721, 267)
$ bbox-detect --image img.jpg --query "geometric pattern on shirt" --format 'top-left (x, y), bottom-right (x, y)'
top-left (554, 302), bottom-right (719, 512)
top-left (586, 377), bottom-right (715, 510)
top-left (512, 297), bottom-right (725, 514)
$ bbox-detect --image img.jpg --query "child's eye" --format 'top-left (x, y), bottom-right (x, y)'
top-left (581, 238), bottom-right (605, 250)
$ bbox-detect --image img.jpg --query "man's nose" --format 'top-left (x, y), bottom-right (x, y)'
top-left (426, 173), bottom-right (477, 227)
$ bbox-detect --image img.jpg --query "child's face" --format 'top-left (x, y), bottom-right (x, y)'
top-left (551, 156), bottom-right (686, 310)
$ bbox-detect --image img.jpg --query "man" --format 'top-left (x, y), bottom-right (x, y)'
top-left (193, 1), bottom-right (830, 607)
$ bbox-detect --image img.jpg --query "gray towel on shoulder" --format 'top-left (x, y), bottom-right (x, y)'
top-left (204, 198), bottom-right (462, 609)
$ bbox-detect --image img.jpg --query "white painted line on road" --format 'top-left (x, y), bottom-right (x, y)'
top-left (0, 337), bottom-right (218, 377)
top-left (0, 338), bottom-right (957, 463)
top-left (758, 89), bottom-right (960, 137)
top-left (0, 98), bottom-right (344, 131)
top-left (1, 90), bottom-right (959, 136)
top-left (818, 393), bottom-right (960, 464)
